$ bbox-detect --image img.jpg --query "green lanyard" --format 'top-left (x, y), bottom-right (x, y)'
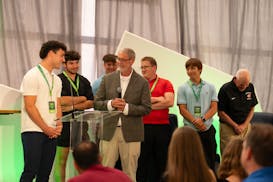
top-left (37, 65), bottom-right (54, 97)
top-left (63, 71), bottom-right (80, 96)
top-left (150, 76), bottom-right (159, 93)
top-left (188, 80), bottom-right (204, 102)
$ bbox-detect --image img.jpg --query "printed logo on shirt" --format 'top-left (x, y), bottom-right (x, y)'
top-left (246, 92), bottom-right (252, 100)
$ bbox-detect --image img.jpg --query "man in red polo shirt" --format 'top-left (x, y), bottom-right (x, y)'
top-left (137, 56), bottom-right (174, 182)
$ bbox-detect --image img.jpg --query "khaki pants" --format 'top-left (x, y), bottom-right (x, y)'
top-left (220, 122), bottom-right (251, 155)
top-left (100, 127), bottom-right (140, 182)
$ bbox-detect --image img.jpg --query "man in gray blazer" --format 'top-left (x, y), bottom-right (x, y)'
top-left (94, 48), bottom-right (151, 182)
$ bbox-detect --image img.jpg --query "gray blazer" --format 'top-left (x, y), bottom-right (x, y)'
top-left (94, 70), bottom-right (151, 142)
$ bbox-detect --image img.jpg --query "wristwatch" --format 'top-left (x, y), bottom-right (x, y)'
top-left (201, 116), bottom-right (206, 122)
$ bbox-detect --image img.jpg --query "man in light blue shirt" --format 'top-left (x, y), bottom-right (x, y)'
top-left (92, 54), bottom-right (117, 95)
top-left (177, 58), bottom-right (218, 171)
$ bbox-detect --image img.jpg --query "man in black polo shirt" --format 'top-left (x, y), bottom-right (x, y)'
top-left (218, 69), bottom-right (258, 154)
top-left (54, 50), bottom-right (94, 182)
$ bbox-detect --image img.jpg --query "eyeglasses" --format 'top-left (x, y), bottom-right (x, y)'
top-left (117, 57), bottom-right (130, 62)
top-left (140, 66), bottom-right (153, 70)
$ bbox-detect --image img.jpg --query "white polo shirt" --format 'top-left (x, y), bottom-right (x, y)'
top-left (20, 64), bottom-right (62, 133)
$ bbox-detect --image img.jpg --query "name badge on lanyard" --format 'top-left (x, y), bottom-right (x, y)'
top-left (194, 106), bottom-right (201, 117)
top-left (48, 101), bottom-right (56, 113)
top-left (188, 80), bottom-right (204, 118)
top-left (37, 65), bottom-right (56, 113)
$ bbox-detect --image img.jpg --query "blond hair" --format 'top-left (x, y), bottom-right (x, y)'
top-left (218, 137), bottom-right (247, 180)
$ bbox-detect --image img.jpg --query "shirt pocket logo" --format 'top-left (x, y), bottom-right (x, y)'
top-left (246, 92), bottom-right (252, 100)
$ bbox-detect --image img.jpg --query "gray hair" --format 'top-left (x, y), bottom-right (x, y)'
top-left (119, 48), bottom-right (135, 60)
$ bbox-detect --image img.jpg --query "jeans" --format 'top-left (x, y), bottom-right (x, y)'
top-left (20, 132), bottom-right (57, 182)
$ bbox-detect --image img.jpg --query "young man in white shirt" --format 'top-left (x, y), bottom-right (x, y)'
top-left (20, 40), bottom-right (66, 181)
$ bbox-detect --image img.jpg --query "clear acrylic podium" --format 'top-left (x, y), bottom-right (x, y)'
top-left (61, 110), bottom-right (120, 150)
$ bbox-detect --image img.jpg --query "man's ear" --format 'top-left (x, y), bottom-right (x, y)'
top-left (48, 50), bottom-right (55, 58)
top-left (62, 62), bottom-right (66, 67)
top-left (245, 147), bottom-right (252, 161)
top-left (131, 59), bottom-right (135, 65)
top-left (152, 65), bottom-right (157, 72)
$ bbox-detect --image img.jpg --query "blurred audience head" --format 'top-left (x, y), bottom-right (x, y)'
top-left (218, 137), bottom-right (247, 181)
top-left (164, 126), bottom-right (215, 182)
top-left (241, 123), bottom-right (273, 175)
top-left (72, 141), bottom-right (100, 173)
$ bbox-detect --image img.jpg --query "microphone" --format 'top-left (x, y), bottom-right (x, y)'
top-left (117, 87), bottom-right (122, 98)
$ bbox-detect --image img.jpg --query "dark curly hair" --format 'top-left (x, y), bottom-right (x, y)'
top-left (64, 50), bottom-right (81, 62)
top-left (39, 40), bottom-right (67, 59)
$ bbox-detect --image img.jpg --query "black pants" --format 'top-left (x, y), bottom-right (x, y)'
top-left (57, 121), bottom-right (89, 148)
top-left (198, 125), bottom-right (216, 171)
top-left (20, 132), bottom-right (57, 182)
top-left (137, 124), bottom-right (171, 182)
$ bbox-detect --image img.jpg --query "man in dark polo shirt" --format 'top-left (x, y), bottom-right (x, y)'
top-left (218, 69), bottom-right (258, 154)
top-left (54, 50), bottom-right (94, 182)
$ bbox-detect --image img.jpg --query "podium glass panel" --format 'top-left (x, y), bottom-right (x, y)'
top-left (61, 110), bottom-right (120, 150)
